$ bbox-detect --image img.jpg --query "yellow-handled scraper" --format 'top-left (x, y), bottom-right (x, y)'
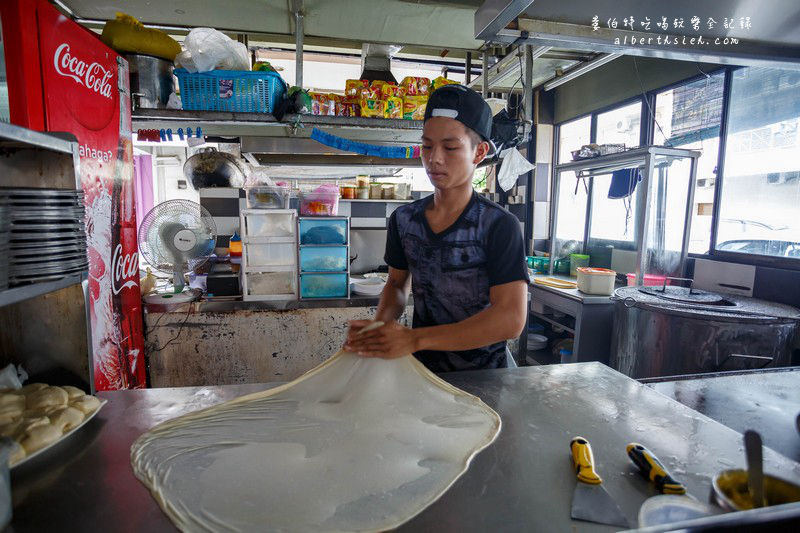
top-left (570, 437), bottom-right (630, 528)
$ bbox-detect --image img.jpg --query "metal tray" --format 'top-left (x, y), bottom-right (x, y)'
top-left (10, 399), bottom-right (107, 471)
top-left (9, 268), bottom-right (87, 284)
top-left (10, 253), bottom-right (87, 266)
top-left (9, 231), bottom-right (86, 241)
top-left (11, 245), bottom-right (86, 257)
top-left (9, 237), bottom-right (86, 249)
top-left (0, 188), bottom-right (83, 198)
top-left (10, 258), bottom-right (88, 275)
top-left (10, 211), bottom-right (84, 220)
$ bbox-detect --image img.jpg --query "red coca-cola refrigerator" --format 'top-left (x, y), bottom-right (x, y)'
top-left (1, 0), bottom-right (146, 390)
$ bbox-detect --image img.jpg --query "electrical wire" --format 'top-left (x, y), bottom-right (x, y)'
top-left (147, 301), bottom-right (195, 353)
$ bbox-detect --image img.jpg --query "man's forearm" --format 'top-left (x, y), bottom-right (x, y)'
top-left (374, 281), bottom-right (408, 324)
top-left (412, 302), bottom-right (524, 353)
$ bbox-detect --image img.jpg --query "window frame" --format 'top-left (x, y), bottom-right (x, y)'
top-left (551, 65), bottom-right (800, 271)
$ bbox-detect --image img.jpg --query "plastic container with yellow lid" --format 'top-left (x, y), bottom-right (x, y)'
top-left (576, 267), bottom-right (615, 295)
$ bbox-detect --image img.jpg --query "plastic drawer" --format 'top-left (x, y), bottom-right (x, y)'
top-left (299, 246), bottom-right (348, 272)
top-left (299, 218), bottom-right (347, 245)
top-left (300, 273), bottom-right (348, 298)
top-left (244, 212), bottom-right (295, 238)
top-left (246, 272), bottom-right (296, 296)
top-left (245, 242), bottom-right (296, 267)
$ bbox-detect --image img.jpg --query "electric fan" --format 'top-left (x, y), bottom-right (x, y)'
top-left (138, 200), bottom-right (217, 302)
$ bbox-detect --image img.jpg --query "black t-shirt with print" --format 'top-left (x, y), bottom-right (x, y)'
top-left (384, 191), bottom-right (529, 372)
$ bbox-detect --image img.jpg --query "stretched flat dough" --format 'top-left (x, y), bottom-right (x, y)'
top-left (131, 326), bottom-right (501, 532)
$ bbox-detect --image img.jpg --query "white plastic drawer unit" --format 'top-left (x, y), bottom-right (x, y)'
top-left (243, 209), bottom-right (296, 238)
top-left (245, 242), bottom-right (296, 267)
top-left (246, 271), bottom-right (296, 296)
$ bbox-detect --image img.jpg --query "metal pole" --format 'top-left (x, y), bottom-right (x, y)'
top-left (482, 51), bottom-right (489, 98)
top-left (636, 152), bottom-right (656, 285)
top-left (523, 45), bottom-right (534, 137)
top-left (292, 1), bottom-right (304, 88)
top-left (681, 154), bottom-right (699, 273)
top-left (465, 52), bottom-right (472, 85)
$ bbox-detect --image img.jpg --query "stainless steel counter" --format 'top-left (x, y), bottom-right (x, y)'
top-left (8, 363), bottom-right (800, 532)
top-left (647, 367), bottom-right (800, 463)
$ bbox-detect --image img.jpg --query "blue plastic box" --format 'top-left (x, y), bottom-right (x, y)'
top-left (300, 273), bottom-right (348, 298)
top-left (299, 218), bottom-right (348, 245)
top-left (300, 246), bottom-right (348, 272)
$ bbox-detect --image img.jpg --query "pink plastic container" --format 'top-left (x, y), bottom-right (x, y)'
top-left (299, 184), bottom-right (340, 216)
top-left (626, 273), bottom-right (670, 287)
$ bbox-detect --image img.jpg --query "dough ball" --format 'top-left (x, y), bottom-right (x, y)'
top-left (20, 383), bottom-right (48, 395)
top-left (62, 385), bottom-right (86, 400)
top-left (0, 404), bottom-right (23, 425)
top-left (0, 393), bottom-right (24, 408)
top-left (23, 405), bottom-right (61, 419)
top-left (26, 386), bottom-right (69, 411)
top-left (8, 441), bottom-right (26, 466)
top-left (0, 419), bottom-right (21, 438)
top-left (49, 406), bottom-right (84, 433)
top-left (70, 395), bottom-right (101, 415)
top-left (20, 423), bottom-right (61, 454)
top-left (20, 416), bottom-right (50, 434)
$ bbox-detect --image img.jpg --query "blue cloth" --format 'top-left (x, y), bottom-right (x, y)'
top-left (608, 168), bottom-right (641, 199)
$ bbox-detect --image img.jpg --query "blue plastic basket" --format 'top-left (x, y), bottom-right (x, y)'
top-left (174, 68), bottom-right (286, 113)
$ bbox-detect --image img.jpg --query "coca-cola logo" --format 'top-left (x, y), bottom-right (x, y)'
top-left (53, 43), bottom-right (114, 99)
top-left (112, 244), bottom-right (139, 295)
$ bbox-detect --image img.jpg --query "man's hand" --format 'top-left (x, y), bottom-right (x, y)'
top-left (343, 320), bottom-right (418, 359)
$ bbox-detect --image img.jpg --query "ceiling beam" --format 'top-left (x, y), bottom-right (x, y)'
top-left (542, 53), bottom-right (622, 91)
top-left (474, 0), bottom-right (535, 41)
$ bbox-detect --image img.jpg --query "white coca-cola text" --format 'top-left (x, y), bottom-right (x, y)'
top-left (112, 244), bottom-right (139, 295)
top-left (53, 43), bottom-right (113, 99)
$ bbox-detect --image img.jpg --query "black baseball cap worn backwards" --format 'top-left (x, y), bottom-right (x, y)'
top-left (424, 84), bottom-right (497, 156)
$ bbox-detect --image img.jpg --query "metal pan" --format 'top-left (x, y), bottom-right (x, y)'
top-left (10, 399), bottom-right (106, 471)
top-left (9, 240), bottom-right (86, 251)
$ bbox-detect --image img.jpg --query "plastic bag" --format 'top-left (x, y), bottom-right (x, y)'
top-left (166, 92), bottom-right (182, 109)
top-left (497, 147), bottom-right (535, 192)
top-left (175, 28), bottom-right (249, 73)
top-left (101, 13), bottom-right (181, 61)
top-left (0, 364), bottom-right (26, 390)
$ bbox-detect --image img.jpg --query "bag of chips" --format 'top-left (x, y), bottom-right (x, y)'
top-left (400, 76), bottom-right (431, 96)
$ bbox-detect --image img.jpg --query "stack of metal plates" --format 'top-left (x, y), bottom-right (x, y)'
top-left (0, 198), bottom-right (8, 291)
top-left (0, 188), bottom-right (88, 285)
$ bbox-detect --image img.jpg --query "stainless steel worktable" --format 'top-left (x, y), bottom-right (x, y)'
top-left (647, 367), bottom-right (800, 463)
top-left (8, 363), bottom-right (800, 532)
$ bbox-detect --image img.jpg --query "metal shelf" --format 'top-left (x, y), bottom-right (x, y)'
top-left (0, 121), bottom-right (76, 154)
top-left (530, 311), bottom-right (575, 335)
top-left (555, 146), bottom-right (701, 176)
top-left (132, 109), bottom-right (423, 143)
top-left (0, 273), bottom-right (87, 308)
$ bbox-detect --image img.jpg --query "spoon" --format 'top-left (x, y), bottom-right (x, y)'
top-left (743, 429), bottom-right (765, 508)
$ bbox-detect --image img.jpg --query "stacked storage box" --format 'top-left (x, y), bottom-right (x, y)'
top-left (298, 217), bottom-right (349, 299)
top-left (240, 209), bottom-right (298, 301)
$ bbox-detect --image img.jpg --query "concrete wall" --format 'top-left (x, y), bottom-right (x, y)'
top-left (554, 56), bottom-right (720, 124)
top-left (146, 306), bottom-right (412, 387)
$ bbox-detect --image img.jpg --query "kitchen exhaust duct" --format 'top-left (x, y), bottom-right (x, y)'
top-left (360, 43), bottom-right (401, 84)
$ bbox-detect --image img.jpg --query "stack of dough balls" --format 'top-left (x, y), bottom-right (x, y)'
top-left (0, 383), bottom-right (101, 466)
